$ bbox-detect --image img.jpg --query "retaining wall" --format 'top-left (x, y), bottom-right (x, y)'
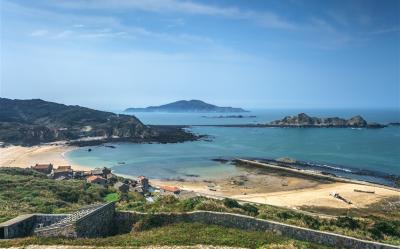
top-left (115, 211), bottom-right (399, 249)
top-left (34, 202), bottom-right (115, 238)
top-left (0, 214), bottom-right (68, 239)
top-left (75, 202), bottom-right (115, 237)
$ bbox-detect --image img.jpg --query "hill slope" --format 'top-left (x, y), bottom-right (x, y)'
top-left (0, 98), bottom-right (197, 145)
top-left (125, 100), bottom-right (248, 113)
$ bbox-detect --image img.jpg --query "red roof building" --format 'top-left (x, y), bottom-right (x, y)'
top-left (160, 185), bottom-right (180, 194)
top-left (31, 163), bottom-right (53, 174)
top-left (86, 175), bottom-right (107, 185)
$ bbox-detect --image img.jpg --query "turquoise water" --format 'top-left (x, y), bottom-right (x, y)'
top-left (67, 109), bottom-right (400, 180)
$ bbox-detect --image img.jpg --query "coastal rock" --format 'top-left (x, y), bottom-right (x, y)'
top-left (346, 115), bottom-right (367, 127)
top-left (270, 113), bottom-right (383, 128)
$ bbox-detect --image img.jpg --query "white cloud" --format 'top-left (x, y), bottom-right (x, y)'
top-left (47, 0), bottom-right (296, 30)
top-left (30, 29), bottom-right (48, 37)
top-left (55, 30), bottom-right (74, 38)
top-left (368, 27), bottom-right (400, 35)
top-left (5, 0), bottom-right (215, 45)
top-left (72, 24), bottom-right (85, 28)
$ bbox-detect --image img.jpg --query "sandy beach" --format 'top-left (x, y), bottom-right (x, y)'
top-left (151, 162), bottom-right (400, 210)
top-left (0, 144), bottom-right (91, 171)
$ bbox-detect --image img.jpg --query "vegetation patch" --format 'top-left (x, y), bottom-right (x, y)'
top-left (0, 167), bottom-right (113, 222)
top-left (104, 192), bottom-right (120, 202)
top-left (117, 193), bottom-right (400, 245)
top-left (0, 222), bottom-right (330, 249)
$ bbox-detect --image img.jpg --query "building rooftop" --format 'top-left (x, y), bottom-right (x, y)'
top-left (53, 168), bottom-right (73, 173)
top-left (87, 175), bottom-right (105, 182)
top-left (57, 165), bottom-right (72, 170)
top-left (33, 164), bottom-right (52, 169)
top-left (160, 185), bottom-right (180, 193)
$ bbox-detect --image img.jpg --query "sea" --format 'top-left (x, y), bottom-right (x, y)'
top-left (67, 109), bottom-right (400, 186)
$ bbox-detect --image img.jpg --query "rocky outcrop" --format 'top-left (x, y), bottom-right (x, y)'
top-left (269, 113), bottom-right (385, 128)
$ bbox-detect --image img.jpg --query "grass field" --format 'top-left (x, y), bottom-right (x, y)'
top-left (0, 222), bottom-right (331, 249)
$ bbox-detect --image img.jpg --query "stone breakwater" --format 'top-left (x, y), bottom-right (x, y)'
top-left (1, 203), bottom-right (399, 249)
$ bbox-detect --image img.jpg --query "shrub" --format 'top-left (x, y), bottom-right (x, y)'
top-left (277, 211), bottom-right (296, 220)
top-left (181, 196), bottom-right (205, 211)
top-left (334, 216), bottom-right (360, 230)
top-left (370, 220), bottom-right (400, 239)
top-left (133, 214), bottom-right (168, 231)
top-left (195, 200), bottom-right (229, 212)
top-left (302, 215), bottom-right (321, 229)
top-left (223, 198), bottom-right (241, 208)
top-left (242, 203), bottom-right (259, 216)
top-left (155, 195), bottom-right (179, 206)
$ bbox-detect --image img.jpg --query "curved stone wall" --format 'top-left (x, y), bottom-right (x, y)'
top-left (114, 211), bottom-right (399, 249)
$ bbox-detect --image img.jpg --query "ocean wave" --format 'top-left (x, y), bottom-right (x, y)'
top-left (321, 164), bottom-right (353, 173)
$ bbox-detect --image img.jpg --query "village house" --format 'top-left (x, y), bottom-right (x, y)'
top-left (90, 167), bottom-right (112, 178)
top-left (52, 166), bottom-right (73, 179)
top-left (106, 173), bottom-right (118, 184)
top-left (138, 176), bottom-right (149, 192)
top-left (86, 175), bottom-right (107, 186)
top-left (113, 182), bottom-right (129, 193)
top-left (73, 171), bottom-right (86, 179)
top-left (133, 186), bottom-right (145, 195)
top-left (160, 185), bottom-right (181, 195)
top-left (31, 164), bottom-right (53, 174)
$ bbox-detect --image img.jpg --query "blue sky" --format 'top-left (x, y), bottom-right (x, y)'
top-left (0, 0), bottom-right (399, 110)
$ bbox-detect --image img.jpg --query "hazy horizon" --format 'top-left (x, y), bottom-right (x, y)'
top-left (1, 0), bottom-right (399, 110)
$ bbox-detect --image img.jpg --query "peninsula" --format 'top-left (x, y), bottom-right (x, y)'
top-left (0, 98), bottom-right (198, 146)
top-left (125, 100), bottom-right (248, 113)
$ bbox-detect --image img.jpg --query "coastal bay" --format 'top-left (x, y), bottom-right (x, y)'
top-left (1, 143), bottom-right (398, 212)
top-left (1, 109), bottom-right (399, 215)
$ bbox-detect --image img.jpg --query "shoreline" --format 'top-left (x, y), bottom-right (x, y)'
top-left (0, 144), bottom-right (92, 171)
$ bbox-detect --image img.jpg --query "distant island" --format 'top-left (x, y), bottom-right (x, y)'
top-left (125, 100), bottom-right (248, 113)
top-left (202, 115), bottom-right (257, 119)
top-left (0, 98), bottom-right (198, 146)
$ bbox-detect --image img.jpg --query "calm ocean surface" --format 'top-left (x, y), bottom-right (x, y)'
top-left (67, 109), bottom-right (400, 181)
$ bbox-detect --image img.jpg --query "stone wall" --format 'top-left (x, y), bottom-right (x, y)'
top-left (0, 214), bottom-right (68, 239)
top-left (75, 202), bottom-right (115, 237)
top-left (34, 202), bottom-right (115, 238)
top-left (3, 205), bottom-right (399, 249)
top-left (115, 211), bottom-right (399, 249)
top-left (34, 224), bottom-right (77, 238)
